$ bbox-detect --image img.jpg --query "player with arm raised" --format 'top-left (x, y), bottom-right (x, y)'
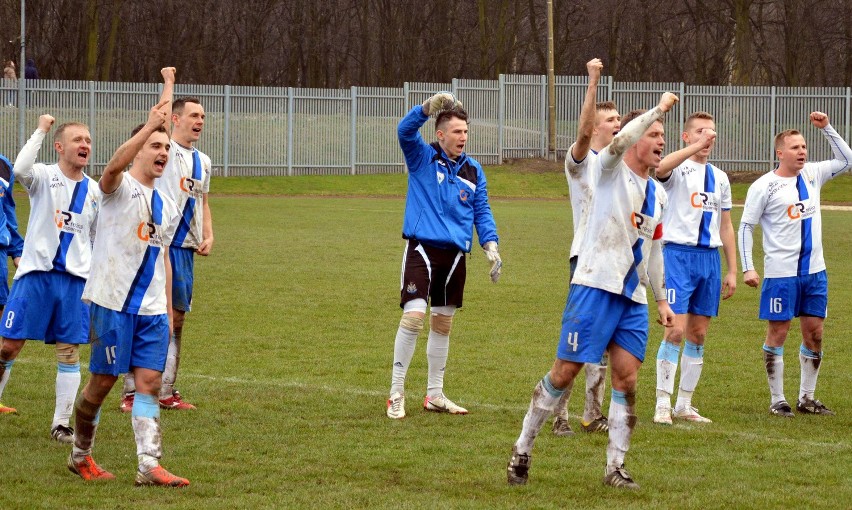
top-left (651, 112), bottom-right (737, 425)
top-left (386, 92), bottom-right (501, 419)
top-left (0, 114), bottom-right (99, 444)
top-left (119, 70), bottom-right (211, 411)
top-left (552, 58), bottom-right (621, 437)
top-left (507, 93), bottom-right (678, 490)
top-left (68, 90), bottom-right (189, 487)
top-left (739, 111), bottom-right (852, 418)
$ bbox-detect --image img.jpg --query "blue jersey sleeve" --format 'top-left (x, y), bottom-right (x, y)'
top-left (5, 172), bottom-right (24, 258)
top-left (397, 105), bottom-right (432, 173)
top-left (471, 161), bottom-right (499, 246)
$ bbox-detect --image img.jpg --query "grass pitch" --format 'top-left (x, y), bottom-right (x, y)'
top-left (0, 167), bottom-right (850, 509)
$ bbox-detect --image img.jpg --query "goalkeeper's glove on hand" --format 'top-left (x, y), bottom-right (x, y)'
top-left (483, 241), bottom-right (502, 283)
top-left (423, 92), bottom-right (462, 116)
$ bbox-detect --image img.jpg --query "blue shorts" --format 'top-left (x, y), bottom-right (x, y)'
top-left (759, 271), bottom-right (827, 321)
top-left (0, 270), bottom-right (89, 344)
top-left (88, 303), bottom-right (169, 376)
top-left (169, 245), bottom-right (195, 312)
top-left (0, 248), bottom-right (8, 306)
top-left (557, 285), bottom-right (649, 363)
top-left (664, 244), bottom-right (721, 316)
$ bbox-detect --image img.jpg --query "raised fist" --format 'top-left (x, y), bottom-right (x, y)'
top-left (658, 92), bottom-right (679, 113)
top-left (38, 114), bottom-right (55, 132)
top-left (423, 92), bottom-right (462, 116)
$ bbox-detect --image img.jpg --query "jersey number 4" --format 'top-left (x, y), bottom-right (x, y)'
top-left (565, 332), bottom-right (579, 352)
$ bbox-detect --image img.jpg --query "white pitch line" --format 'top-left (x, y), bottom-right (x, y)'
top-left (183, 373), bottom-right (848, 450)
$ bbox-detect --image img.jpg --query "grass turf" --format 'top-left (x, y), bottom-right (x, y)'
top-left (0, 166), bottom-right (850, 509)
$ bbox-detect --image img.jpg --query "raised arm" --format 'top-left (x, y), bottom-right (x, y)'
top-left (656, 128), bottom-right (716, 180)
top-left (807, 112), bottom-right (852, 178)
top-left (100, 99), bottom-right (169, 194)
top-left (570, 58), bottom-right (603, 164)
top-left (600, 92), bottom-right (678, 170)
top-left (14, 114), bottom-right (54, 188)
top-left (159, 67), bottom-right (176, 138)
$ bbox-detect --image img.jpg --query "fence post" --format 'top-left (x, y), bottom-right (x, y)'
top-left (350, 86), bottom-right (357, 176)
top-left (403, 82), bottom-right (410, 173)
top-left (498, 74), bottom-right (504, 165)
top-left (287, 87), bottom-right (294, 176)
top-left (678, 82), bottom-right (685, 149)
top-left (770, 86), bottom-right (776, 171)
top-left (540, 75), bottom-right (547, 158)
top-left (451, 78), bottom-right (458, 100)
top-left (89, 81), bottom-right (96, 173)
top-left (223, 85), bottom-right (231, 177)
top-left (606, 75), bottom-right (613, 102)
top-left (845, 87), bottom-right (850, 142)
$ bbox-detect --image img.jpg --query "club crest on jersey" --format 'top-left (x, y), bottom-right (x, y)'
top-left (787, 201), bottom-right (816, 220)
top-left (137, 221), bottom-right (163, 246)
top-left (436, 171), bottom-right (445, 185)
top-left (631, 212), bottom-right (656, 240)
top-left (690, 191), bottom-right (720, 212)
top-left (459, 189), bottom-right (469, 201)
top-left (406, 282), bottom-right (417, 294)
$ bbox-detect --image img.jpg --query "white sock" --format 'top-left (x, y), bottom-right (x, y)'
top-left (798, 344), bottom-right (822, 401)
top-left (160, 334), bottom-right (178, 398)
top-left (763, 344), bottom-right (785, 405)
top-left (582, 361), bottom-right (606, 423)
top-left (426, 330), bottom-right (449, 398)
top-left (123, 371), bottom-right (136, 395)
top-left (132, 393), bottom-right (162, 471)
top-left (390, 325), bottom-right (418, 395)
top-left (53, 363), bottom-right (81, 428)
top-left (606, 389), bottom-right (636, 472)
top-left (656, 340), bottom-right (679, 406)
top-left (675, 341), bottom-right (704, 411)
top-left (515, 375), bottom-right (564, 454)
top-left (0, 360), bottom-right (13, 399)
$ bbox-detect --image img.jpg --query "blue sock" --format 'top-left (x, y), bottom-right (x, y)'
top-left (132, 393), bottom-right (160, 419)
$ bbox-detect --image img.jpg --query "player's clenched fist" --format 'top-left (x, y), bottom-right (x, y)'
top-left (422, 92), bottom-right (462, 116)
top-left (147, 98), bottom-right (170, 128)
top-left (658, 92), bottom-right (679, 113)
top-left (160, 67), bottom-right (176, 83)
top-left (810, 111), bottom-right (829, 129)
top-left (38, 114), bottom-right (55, 133)
top-left (483, 241), bottom-right (502, 283)
top-left (586, 58), bottom-right (603, 79)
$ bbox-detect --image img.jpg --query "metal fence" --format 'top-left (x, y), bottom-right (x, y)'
top-left (2, 76), bottom-right (850, 176)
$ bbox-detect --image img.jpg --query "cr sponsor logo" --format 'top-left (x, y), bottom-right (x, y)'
top-left (631, 212), bottom-right (644, 228)
top-left (137, 221), bottom-right (156, 241)
top-left (691, 192), bottom-right (708, 208)
top-left (54, 209), bottom-right (72, 228)
top-left (179, 177), bottom-right (195, 192)
top-left (787, 202), bottom-right (805, 219)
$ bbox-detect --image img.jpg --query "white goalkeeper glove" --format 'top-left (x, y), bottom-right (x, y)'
top-left (422, 92), bottom-right (462, 116)
top-left (483, 241), bottom-right (502, 283)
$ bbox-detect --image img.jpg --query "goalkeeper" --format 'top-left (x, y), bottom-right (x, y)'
top-left (386, 92), bottom-right (501, 419)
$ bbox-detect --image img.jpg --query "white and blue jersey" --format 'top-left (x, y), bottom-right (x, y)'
top-left (397, 105), bottom-right (498, 252)
top-left (155, 141), bottom-right (211, 250)
top-left (82, 174), bottom-right (179, 315)
top-left (740, 125), bottom-right (852, 278)
top-left (12, 129), bottom-right (100, 280)
top-left (659, 160), bottom-right (731, 248)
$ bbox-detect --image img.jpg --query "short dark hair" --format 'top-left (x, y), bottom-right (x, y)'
top-left (596, 101), bottom-right (617, 112)
top-left (620, 109), bottom-right (648, 129)
top-left (173, 96), bottom-right (202, 116)
top-left (436, 107), bottom-right (468, 131)
top-left (774, 129), bottom-right (801, 151)
top-left (131, 123), bottom-right (167, 137)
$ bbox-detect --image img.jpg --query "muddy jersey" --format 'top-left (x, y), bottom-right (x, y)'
top-left (155, 141), bottom-right (211, 250)
top-left (659, 160), bottom-right (731, 248)
top-left (565, 147), bottom-right (601, 258)
top-left (83, 174), bottom-right (179, 315)
top-left (13, 129), bottom-right (100, 280)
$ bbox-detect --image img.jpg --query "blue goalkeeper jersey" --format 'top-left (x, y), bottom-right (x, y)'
top-left (0, 154), bottom-right (24, 257)
top-left (397, 105), bottom-right (498, 252)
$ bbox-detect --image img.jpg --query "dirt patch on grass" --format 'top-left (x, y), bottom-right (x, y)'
top-left (500, 158), bottom-right (563, 173)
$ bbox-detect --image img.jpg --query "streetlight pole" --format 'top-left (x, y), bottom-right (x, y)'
top-left (18, 0), bottom-right (26, 147)
top-left (546, 0), bottom-right (556, 161)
